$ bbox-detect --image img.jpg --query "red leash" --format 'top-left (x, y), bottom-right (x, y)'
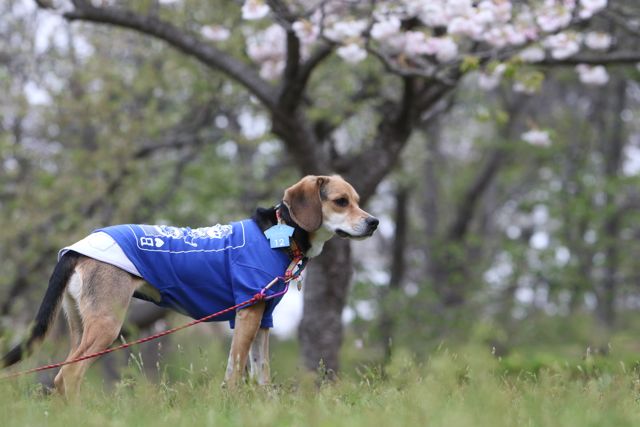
top-left (1, 256), bottom-right (307, 381)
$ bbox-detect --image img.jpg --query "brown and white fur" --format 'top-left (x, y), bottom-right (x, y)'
top-left (1, 175), bottom-right (378, 399)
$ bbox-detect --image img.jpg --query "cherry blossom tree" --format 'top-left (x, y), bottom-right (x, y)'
top-left (35, 0), bottom-right (640, 374)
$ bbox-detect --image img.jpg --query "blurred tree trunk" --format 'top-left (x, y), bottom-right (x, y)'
top-left (295, 79), bottom-right (442, 373)
top-left (378, 185), bottom-right (409, 363)
top-left (298, 238), bottom-right (351, 377)
top-left (428, 146), bottom-right (508, 308)
top-left (561, 117), bottom-right (595, 313)
top-left (597, 76), bottom-right (627, 328)
top-left (423, 93), bottom-right (526, 317)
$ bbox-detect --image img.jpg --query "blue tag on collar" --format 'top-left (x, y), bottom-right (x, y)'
top-left (264, 224), bottom-right (295, 249)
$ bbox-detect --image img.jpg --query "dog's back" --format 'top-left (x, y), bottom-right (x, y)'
top-left (86, 220), bottom-right (290, 327)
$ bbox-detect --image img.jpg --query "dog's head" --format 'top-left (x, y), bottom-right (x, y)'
top-left (283, 175), bottom-right (379, 240)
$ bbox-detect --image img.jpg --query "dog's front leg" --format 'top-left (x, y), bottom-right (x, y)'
top-left (224, 301), bottom-right (265, 388)
top-left (249, 328), bottom-right (271, 385)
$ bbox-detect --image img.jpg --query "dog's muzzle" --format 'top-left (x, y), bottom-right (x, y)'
top-left (336, 216), bottom-right (379, 239)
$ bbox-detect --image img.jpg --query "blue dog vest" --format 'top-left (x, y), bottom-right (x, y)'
top-left (96, 220), bottom-right (290, 328)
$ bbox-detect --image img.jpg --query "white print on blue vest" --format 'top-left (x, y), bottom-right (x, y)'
top-left (139, 224), bottom-right (234, 248)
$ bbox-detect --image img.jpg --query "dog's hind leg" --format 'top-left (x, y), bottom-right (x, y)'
top-left (53, 281), bottom-right (84, 394)
top-left (249, 328), bottom-right (270, 385)
top-left (63, 292), bottom-right (83, 352)
top-left (54, 260), bottom-right (139, 400)
top-left (54, 314), bottom-right (123, 399)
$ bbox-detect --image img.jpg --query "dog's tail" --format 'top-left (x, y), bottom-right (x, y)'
top-left (2, 251), bottom-right (80, 368)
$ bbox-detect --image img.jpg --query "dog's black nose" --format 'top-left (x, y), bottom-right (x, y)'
top-left (366, 217), bottom-right (379, 230)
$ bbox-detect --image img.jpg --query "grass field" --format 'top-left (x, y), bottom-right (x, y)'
top-left (2, 341), bottom-right (640, 427)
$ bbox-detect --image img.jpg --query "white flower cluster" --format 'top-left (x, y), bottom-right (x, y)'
top-left (229, 0), bottom-right (611, 84)
top-left (544, 32), bottom-right (582, 60)
top-left (477, 63), bottom-right (506, 90)
top-left (246, 24), bottom-right (287, 80)
top-left (579, 0), bottom-right (608, 19)
top-left (536, 1), bottom-right (611, 60)
top-left (372, 0), bottom-right (534, 61)
top-left (241, 0), bottom-right (270, 20)
top-left (521, 129), bottom-right (552, 147)
top-left (575, 64), bottom-right (609, 85)
top-left (200, 25), bottom-right (230, 42)
top-left (518, 45), bottom-right (546, 62)
top-left (325, 19), bottom-right (369, 63)
top-left (584, 31), bottom-right (612, 50)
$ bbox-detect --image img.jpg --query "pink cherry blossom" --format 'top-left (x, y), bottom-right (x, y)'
top-left (575, 64), bottom-right (609, 85)
top-left (445, 0), bottom-right (474, 18)
top-left (235, 0), bottom-right (613, 88)
top-left (513, 7), bottom-right (538, 40)
top-left (260, 60), bottom-right (285, 80)
top-left (584, 31), bottom-right (612, 50)
top-left (478, 72), bottom-right (501, 90)
top-left (448, 16), bottom-right (483, 39)
top-left (381, 33), bottom-right (407, 55)
top-left (429, 37), bottom-right (459, 62)
top-left (513, 81), bottom-right (536, 94)
top-left (580, 0), bottom-right (608, 13)
top-left (492, 0), bottom-right (513, 22)
top-left (474, 1), bottom-right (496, 25)
top-left (484, 27), bottom-right (509, 48)
top-left (536, 3), bottom-right (573, 33)
top-left (325, 20), bottom-right (368, 42)
top-left (336, 43), bottom-right (368, 64)
top-left (522, 129), bottom-right (552, 146)
top-left (477, 63), bottom-right (506, 90)
top-left (403, 31), bottom-right (431, 57)
top-left (518, 45), bottom-right (546, 62)
top-left (241, 0), bottom-right (270, 21)
top-left (292, 20), bottom-right (320, 45)
top-left (544, 32), bottom-right (581, 59)
top-left (414, 3), bottom-right (448, 27)
top-left (371, 17), bottom-right (401, 41)
top-left (200, 25), bottom-right (230, 42)
top-left (246, 24), bottom-right (285, 63)
top-left (403, 31), bottom-right (459, 62)
top-left (504, 24), bottom-right (527, 45)
top-left (578, 0), bottom-right (607, 19)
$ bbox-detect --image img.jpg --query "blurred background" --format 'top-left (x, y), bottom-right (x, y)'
top-left (2, 0), bottom-right (640, 385)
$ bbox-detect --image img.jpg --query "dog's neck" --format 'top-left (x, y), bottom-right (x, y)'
top-left (252, 204), bottom-right (332, 259)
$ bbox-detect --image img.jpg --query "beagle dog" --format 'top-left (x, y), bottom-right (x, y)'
top-left (1, 175), bottom-right (378, 399)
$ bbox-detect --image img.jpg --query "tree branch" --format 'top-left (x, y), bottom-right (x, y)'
top-left (536, 51), bottom-right (640, 66)
top-left (61, 1), bottom-right (277, 109)
top-left (267, 0), bottom-right (334, 112)
top-left (266, 0), bottom-right (297, 23)
top-left (268, 0), bottom-right (300, 90)
top-left (447, 147), bottom-right (506, 241)
top-left (298, 43), bottom-right (333, 87)
top-left (603, 7), bottom-right (640, 38)
top-left (343, 78), bottom-right (452, 202)
top-left (445, 89), bottom-right (532, 241)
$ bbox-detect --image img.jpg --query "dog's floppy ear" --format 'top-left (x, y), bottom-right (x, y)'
top-left (283, 175), bottom-right (326, 232)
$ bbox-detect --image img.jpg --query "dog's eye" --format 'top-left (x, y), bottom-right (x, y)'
top-left (334, 198), bottom-right (348, 207)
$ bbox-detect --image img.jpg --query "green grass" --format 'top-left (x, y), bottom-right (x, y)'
top-left (2, 344), bottom-right (640, 427)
